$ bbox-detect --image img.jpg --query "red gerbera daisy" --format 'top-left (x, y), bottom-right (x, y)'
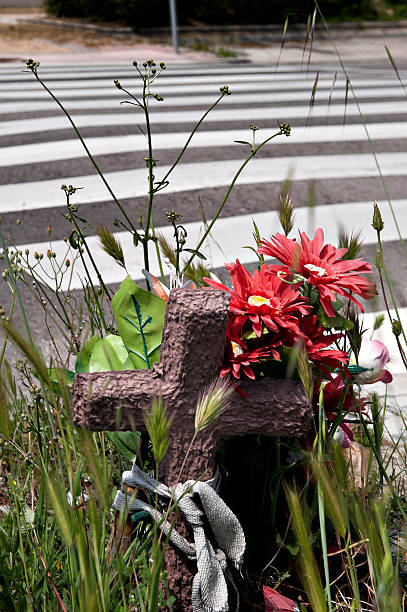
top-left (316, 374), bottom-right (366, 444)
top-left (300, 314), bottom-right (349, 372)
top-left (204, 260), bottom-right (310, 339)
top-left (220, 337), bottom-right (276, 380)
top-left (258, 228), bottom-right (377, 316)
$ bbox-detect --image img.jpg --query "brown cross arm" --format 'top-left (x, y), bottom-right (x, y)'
top-left (71, 367), bottom-right (170, 431)
top-left (220, 376), bottom-right (311, 438)
top-left (183, 377), bottom-right (311, 481)
top-left (71, 288), bottom-right (231, 433)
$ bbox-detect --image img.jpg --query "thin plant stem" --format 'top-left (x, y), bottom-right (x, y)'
top-left (376, 231), bottom-right (407, 348)
top-left (68, 197), bottom-right (112, 303)
top-left (182, 128), bottom-right (285, 272)
top-left (317, 387), bottom-right (332, 611)
top-left (345, 533), bottom-right (361, 610)
top-left (153, 92), bottom-right (227, 192)
top-left (118, 83), bottom-right (227, 281)
top-left (0, 227), bottom-right (34, 346)
top-left (358, 409), bottom-right (407, 523)
top-left (314, 1), bottom-right (407, 260)
top-left (28, 67), bottom-right (139, 237)
top-left (0, 291), bottom-right (14, 366)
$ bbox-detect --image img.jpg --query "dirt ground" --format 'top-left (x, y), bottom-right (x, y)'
top-left (0, 12), bottom-right (153, 55)
top-left (0, 8), bottom-right (219, 61)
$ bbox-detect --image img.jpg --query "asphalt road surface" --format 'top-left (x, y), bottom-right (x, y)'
top-left (1, 60), bottom-right (406, 431)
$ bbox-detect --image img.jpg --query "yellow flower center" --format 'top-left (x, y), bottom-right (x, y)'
top-left (231, 341), bottom-right (244, 357)
top-left (304, 263), bottom-right (328, 277)
top-left (248, 295), bottom-right (271, 307)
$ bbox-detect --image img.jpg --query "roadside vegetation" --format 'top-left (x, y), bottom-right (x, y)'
top-left (44, 0), bottom-right (407, 30)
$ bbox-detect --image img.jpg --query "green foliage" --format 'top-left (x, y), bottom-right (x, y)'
top-left (111, 277), bottom-right (166, 370)
top-left (144, 397), bottom-right (172, 464)
top-left (88, 335), bottom-right (133, 373)
top-left (44, 0), bottom-right (404, 27)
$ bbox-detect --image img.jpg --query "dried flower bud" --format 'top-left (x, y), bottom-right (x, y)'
top-left (278, 192), bottom-right (295, 236)
top-left (114, 79), bottom-right (122, 89)
top-left (144, 397), bottom-right (172, 464)
top-left (195, 377), bottom-right (234, 433)
top-left (392, 319), bottom-right (402, 337)
top-left (26, 58), bottom-right (40, 72)
top-left (166, 210), bottom-right (180, 223)
top-left (220, 85), bottom-right (231, 95)
top-left (160, 62), bottom-right (166, 69)
top-left (133, 60), bottom-right (137, 67)
top-left (279, 122), bottom-right (291, 137)
top-left (372, 200), bottom-right (384, 232)
top-left (250, 124), bottom-right (259, 131)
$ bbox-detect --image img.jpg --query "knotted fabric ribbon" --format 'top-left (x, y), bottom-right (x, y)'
top-left (113, 462), bottom-right (245, 612)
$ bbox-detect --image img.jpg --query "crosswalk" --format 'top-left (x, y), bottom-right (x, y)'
top-left (1, 60), bottom-right (406, 431)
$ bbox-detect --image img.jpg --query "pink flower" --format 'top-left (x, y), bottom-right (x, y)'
top-left (333, 426), bottom-right (352, 448)
top-left (350, 339), bottom-right (393, 385)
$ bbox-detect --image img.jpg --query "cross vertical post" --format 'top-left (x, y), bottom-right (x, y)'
top-left (71, 288), bottom-right (311, 609)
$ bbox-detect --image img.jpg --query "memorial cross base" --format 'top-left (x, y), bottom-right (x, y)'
top-left (71, 288), bottom-right (312, 611)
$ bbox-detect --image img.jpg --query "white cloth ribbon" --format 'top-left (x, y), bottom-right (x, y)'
top-left (113, 462), bottom-right (245, 612)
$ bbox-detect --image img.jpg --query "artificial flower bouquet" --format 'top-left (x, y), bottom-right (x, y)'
top-left (204, 227), bottom-right (392, 447)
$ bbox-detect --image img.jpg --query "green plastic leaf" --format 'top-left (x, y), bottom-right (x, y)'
top-left (75, 335), bottom-right (100, 373)
top-left (48, 367), bottom-right (75, 394)
top-left (106, 431), bottom-right (140, 462)
top-left (317, 308), bottom-right (354, 331)
top-left (112, 277), bottom-right (166, 370)
top-left (88, 334), bottom-right (133, 373)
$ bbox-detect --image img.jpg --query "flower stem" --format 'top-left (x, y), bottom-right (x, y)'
top-left (182, 128), bottom-right (284, 272)
top-left (29, 69), bottom-right (139, 238)
top-left (376, 231), bottom-right (407, 347)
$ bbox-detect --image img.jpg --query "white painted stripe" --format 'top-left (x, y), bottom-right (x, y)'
top-left (0, 85), bottom-right (403, 114)
top-left (2, 122), bottom-right (406, 167)
top-left (0, 65), bottom-right (333, 81)
top-left (1, 152), bottom-right (407, 211)
top-left (13, 198), bottom-right (407, 290)
top-left (2, 72), bottom-right (392, 92)
top-left (0, 77), bottom-right (396, 99)
top-left (2, 72), bottom-right (330, 90)
top-left (2, 100), bottom-right (407, 137)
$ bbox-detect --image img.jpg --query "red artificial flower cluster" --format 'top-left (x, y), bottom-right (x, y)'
top-left (258, 228), bottom-right (377, 316)
top-left (205, 228), bottom-right (376, 381)
top-left (315, 374), bottom-right (366, 446)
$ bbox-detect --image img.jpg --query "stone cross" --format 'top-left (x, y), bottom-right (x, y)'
top-left (71, 288), bottom-right (311, 610)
